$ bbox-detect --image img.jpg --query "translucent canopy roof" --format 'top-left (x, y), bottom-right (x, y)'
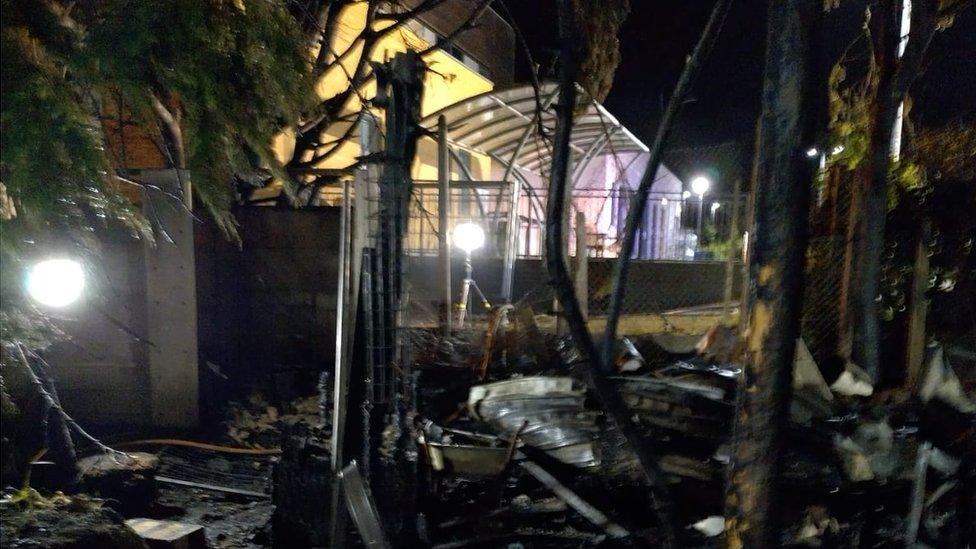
top-left (421, 83), bottom-right (648, 175)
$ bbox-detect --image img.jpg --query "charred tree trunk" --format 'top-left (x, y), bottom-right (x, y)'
top-left (724, 1), bottom-right (816, 547)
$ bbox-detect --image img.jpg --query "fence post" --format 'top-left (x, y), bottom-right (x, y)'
top-left (575, 211), bottom-right (588, 321)
top-left (724, 0), bottom-right (815, 546)
top-left (904, 221), bottom-right (931, 389)
top-left (739, 120), bottom-right (761, 335)
top-left (722, 179), bottom-right (742, 323)
top-left (437, 116), bottom-right (452, 336)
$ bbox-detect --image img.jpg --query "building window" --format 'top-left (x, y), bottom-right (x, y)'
top-left (403, 19), bottom-right (489, 79)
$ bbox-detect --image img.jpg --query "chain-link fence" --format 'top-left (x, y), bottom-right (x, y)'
top-left (402, 182), bottom-right (748, 334)
top-left (799, 172), bottom-right (854, 365)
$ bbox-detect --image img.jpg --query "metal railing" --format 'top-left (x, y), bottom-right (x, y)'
top-left (405, 184), bottom-right (746, 262)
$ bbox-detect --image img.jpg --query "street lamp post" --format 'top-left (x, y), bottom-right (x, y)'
top-left (452, 222), bottom-right (489, 327)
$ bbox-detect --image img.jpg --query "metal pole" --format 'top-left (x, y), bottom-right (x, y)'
top-left (724, 0), bottom-right (815, 546)
top-left (696, 194), bottom-right (704, 237)
top-left (500, 91), bottom-right (560, 302)
top-left (722, 180), bottom-right (742, 323)
top-left (575, 211), bottom-right (588, 321)
top-left (331, 180), bottom-right (352, 470)
top-left (437, 116), bottom-right (452, 336)
top-left (739, 119), bottom-right (761, 334)
top-left (457, 252), bottom-right (473, 327)
top-left (329, 180), bottom-right (353, 549)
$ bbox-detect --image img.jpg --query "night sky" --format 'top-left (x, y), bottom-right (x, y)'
top-left (504, 0), bottom-right (975, 162)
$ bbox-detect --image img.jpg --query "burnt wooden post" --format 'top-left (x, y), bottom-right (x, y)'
top-left (850, 0), bottom-right (940, 382)
top-left (904, 221), bottom-right (931, 389)
top-left (574, 211), bottom-right (588, 321)
top-left (374, 50), bottom-right (426, 544)
top-left (724, 1), bottom-right (816, 547)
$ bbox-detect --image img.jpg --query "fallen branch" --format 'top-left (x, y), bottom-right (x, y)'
top-left (15, 344), bottom-right (125, 459)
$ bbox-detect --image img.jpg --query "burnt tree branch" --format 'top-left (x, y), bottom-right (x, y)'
top-left (601, 0), bottom-right (733, 372)
top-left (544, 1), bottom-right (678, 546)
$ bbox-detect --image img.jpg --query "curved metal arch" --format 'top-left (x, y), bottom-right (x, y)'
top-left (420, 83), bottom-right (647, 175)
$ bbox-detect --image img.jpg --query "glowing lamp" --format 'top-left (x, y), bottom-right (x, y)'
top-left (453, 222), bottom-right (485, 254)
top-left (691, 176), bottom-right (711, 197)
top-left (27, 258), bottom-right (85, 308)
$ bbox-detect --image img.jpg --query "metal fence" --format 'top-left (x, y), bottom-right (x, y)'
top-left (799, 173), bottom-right (854, 365)
top-left (401, 183), bottom-right (748, 330)
top-left (405, 184), bottom-right (747, 262)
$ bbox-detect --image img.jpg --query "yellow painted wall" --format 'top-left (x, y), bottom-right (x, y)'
top-left (274, 4), bottom-right (495, 179)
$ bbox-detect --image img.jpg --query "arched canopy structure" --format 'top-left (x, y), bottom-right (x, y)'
top-left (421, 83), bottom-right (648, 179)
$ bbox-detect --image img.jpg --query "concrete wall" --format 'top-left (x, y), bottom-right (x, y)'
top-left (51, 169), bottom-right (198, 428)
top-left (196, 208), bottom-right (341, 405)
top-left (47, 235), bottom-right (151, 426)
top-left (405, 256), bottom-right (743, 317)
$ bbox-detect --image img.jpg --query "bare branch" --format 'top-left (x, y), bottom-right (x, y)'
top-left (544, 0), bottom-right (679, 545)
top-left (602, 0), bottom-right (733, 374)
top-left (149, 93), bottom-right (185, 168)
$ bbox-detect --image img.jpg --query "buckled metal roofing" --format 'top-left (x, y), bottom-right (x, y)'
top-left (421, 83), bottom-right (648, 175)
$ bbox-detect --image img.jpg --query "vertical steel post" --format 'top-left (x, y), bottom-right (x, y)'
top-left (331, 180), bottom-right (352, 469)
top-left (438, 116), bottom-right (452, 336)
top-left (724, 1), bottom-right (815, 547)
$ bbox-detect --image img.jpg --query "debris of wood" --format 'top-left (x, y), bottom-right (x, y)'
top-left (695, 324), bottom-right (745, 363)
top-left (793, 338), bottom-right (833, 401)
top-left (689, 515), bottom-right (725, 537)
top-left (613, 337), bottom-right (645, 372)
top-left (124, 518), bottom-right (205, 549)
top-left (830, 362), bottom-right (875, 397)
top-left (225, 394), bottom-right (320, 448)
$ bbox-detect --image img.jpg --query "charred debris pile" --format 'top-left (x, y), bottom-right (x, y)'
top-left (322, 308), bottom-right (975, 548)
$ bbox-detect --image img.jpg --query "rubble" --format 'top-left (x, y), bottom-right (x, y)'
top-left (468, 377), bottom-right (600, 468)
top-left (77, 452), bottom-right (159, 516)
top-left (0, 490), bottom-right (147, 549)
top-left (918, 345), bottom-right (975, 413)
top-left (404, 315), bottom-right (975, 547)
top-left (124, 518), bottom-right (205, 549)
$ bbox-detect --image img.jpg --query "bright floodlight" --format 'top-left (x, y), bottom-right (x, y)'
top-left (691, 176), bottom-right (711, 196)
top-left (806, 147), bottom-right (819, 158)
top-left (27, 258), bottom-right (85, 308)
top-left (711, 202), bottom-right (721, 212)
top-left (682, 190), bottom-right (691, 199)
top-left (453, 222), bottom-right (485, 254)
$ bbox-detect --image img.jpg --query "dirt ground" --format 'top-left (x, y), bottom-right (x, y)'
top-left (154, 484), bottom-right (273, 549)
